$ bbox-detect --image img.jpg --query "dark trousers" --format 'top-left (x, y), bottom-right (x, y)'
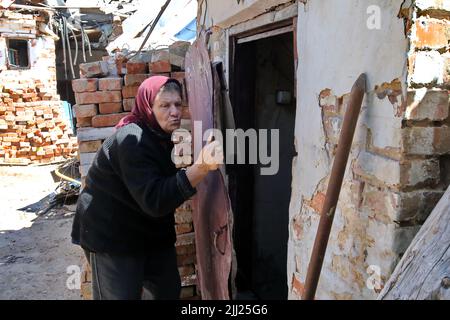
top-left (83, 248), bottom-right (181, 300)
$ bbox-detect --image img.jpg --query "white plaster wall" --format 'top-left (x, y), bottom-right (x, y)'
top-left (288, 0), bottom-right (408, 299)
top-left (202, 0), bottom-right (292, 28)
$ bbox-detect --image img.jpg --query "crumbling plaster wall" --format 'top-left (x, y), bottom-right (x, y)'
top-left (289, 0), bottom-right (449, 300)
top-left (0, 36), bottom-right (58, 97)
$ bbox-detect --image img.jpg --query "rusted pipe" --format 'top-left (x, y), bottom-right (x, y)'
top-left (302, 73), bottom-right (366, 300)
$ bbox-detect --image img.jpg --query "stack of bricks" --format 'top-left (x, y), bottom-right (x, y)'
top-left (0, 81), bottom-right (77, 165)
top-left (0, 10), bottom-right (77, 165)
top-left (74, 42), bottom-right (200, 300)
top-left (175, 200), bottom-right (199, 299)
top-left (74, 42), bottom-right (192, 182)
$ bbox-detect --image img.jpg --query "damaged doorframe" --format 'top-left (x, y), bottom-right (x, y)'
top-left (229, 17), bottom-right (297, 95)
top-left (227, 15), bottom-right (298, 299)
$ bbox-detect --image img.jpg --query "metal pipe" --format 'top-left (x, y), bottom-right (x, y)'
top-left (302, 73), bottom-right (366, 300)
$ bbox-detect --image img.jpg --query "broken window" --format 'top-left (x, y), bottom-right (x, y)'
top-left (7, 39), bottom-right (30, 69)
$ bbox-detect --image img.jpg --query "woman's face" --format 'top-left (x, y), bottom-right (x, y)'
top-left (152, 89), bottom-right (182, 133)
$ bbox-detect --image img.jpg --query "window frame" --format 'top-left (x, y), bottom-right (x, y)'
top-left (6, 37), bottom-right (31, 70)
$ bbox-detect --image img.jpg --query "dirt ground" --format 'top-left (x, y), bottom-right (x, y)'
top-left (0, 164), bottom-right (84, 300)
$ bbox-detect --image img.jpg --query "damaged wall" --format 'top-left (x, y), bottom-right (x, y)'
top-left (289, 0), bottom-right (450, 300)
top-left (199, 0), bottom-right (449, 300)
top-left (0, 10), bottom-right (77, 165)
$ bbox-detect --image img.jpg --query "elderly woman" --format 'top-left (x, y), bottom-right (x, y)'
top-left (71, 76), bottom-right (222, 300)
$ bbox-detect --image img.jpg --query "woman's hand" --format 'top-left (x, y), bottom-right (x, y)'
top-left (195, 135), bottom-right (224, 171)
top-left (185, 134), bottom-right (224, 188)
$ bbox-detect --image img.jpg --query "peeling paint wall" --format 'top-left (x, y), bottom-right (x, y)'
top-left (289, 0), bottom-right (449, 300)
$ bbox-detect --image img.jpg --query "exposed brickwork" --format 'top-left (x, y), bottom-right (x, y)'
top-left (0, 11), bottom-right (77, 165)
top-left (290, 1), bottom-right (450, 299)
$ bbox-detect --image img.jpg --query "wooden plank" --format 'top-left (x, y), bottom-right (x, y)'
top-left (76, 127), bottom-right (115, 142)
top-left (228, 2), bottom-right (297, 36)
top-left (378, 187), bottom-right (450, 300)
top-left (237, 25), bottom-right (293, 44)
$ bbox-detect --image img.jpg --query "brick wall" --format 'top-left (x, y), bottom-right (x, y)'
top-left (74, 42), bottom-right (200, 299)
top-left (0, 10), bottom-right (77, 165)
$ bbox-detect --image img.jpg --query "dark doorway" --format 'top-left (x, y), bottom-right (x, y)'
top-left (229, 25), bottom-right (297, 300)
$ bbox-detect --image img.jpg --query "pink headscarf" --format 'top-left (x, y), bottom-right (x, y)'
top-left (115, 75), bottom-right (178, 132)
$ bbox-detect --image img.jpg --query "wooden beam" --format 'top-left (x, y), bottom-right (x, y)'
top-left (236, 25), bottom-right (293, 44)
top-left (76, 127), bottom-right (115, 142)
top-left (9, 4), bottom-right (56, 12)
top-left (378, 186), bottom-right (450, 300)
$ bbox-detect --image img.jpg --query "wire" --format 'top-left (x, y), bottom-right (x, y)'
top-left (85, 27), bottom-right (92, 57)
top-left (54, 167), bottom-right (81, 186)
top-left (63, 17), bottom-right (75, 78)
top-left (69, 25), bottom-right (78, 65)
top-left (81, 25), bottom-right (86, 62)
top-left (59, 19), bottom-right (68, 80)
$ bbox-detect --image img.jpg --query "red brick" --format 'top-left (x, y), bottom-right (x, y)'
top-left (72, 104), bottom-right (97, 118)
top-left (124, 74), bottom-right (151, 86)
top-left (92, 112), bottom-right (131, 128)
top-left (176, 244), bottom-right (196, 255)
top-left (79, 61), bottom-right (109, 78)
top-left (122, 86), bottom-right (139, 99)
top-left (76, 117), bottom-right (92, 128)
top-left (126, 62), bottom-right (147, 74)
top-left (180, 286), bottom-right (196, 299)
top-left (98, 77), bottom-right (123, 91)
top-left (414, 18), bottom-right (449, 49)
top-left (178, 265), bottom-right (195, 277)
top-left (176, 253), bottom-right (196, 266)
top-left (176, 200), bottom-right (192, 212)
top-left (72, 79), bottom-right (98, 93)
top-left (292, 273), bottom-right (305, 298)
top-left (123, 98), bottom-right (135, 111)
top-left (309, 192), bottom-right (325, 214)
top-left (79, 140), bottom-right (103, 153)
top-left (75, 91), bottom-right (122, 104)
top-left (406, 89), bottom-right (449, 121)
top-left (176, 223), bottom-right (193, 235)
top-left (149, 60), bottom-right (171, 73)
top-left (115, 55), bottom-right (128, 76)
top-left (402, 126), bottom-right (450, 155)
top-left (175, 210), bottom-right (193, 224)
top-left (99, 102), bottom-right (122, 114)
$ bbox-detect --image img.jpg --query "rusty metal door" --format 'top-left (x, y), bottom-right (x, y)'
top-left (185, 32), bottom-right (234, 300)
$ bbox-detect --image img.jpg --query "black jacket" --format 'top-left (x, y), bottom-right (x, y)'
top-left (71, 122), bottom-right (196, 254)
